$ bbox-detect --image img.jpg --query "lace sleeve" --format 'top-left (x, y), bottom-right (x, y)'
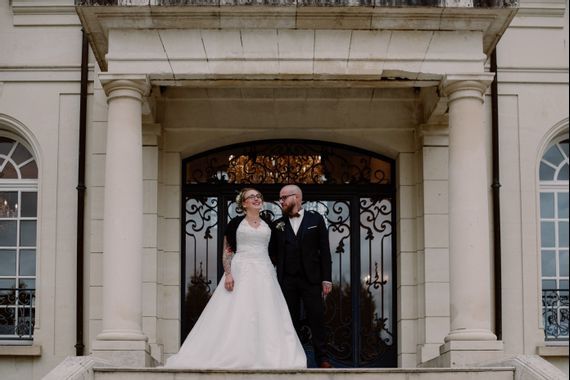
top-left (222, 237), bottom-right (234, 275)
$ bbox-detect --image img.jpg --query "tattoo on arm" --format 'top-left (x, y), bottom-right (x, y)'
top-left (223, 237), bottom-right (233, 275)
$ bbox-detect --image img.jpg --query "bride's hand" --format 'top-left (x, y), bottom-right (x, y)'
top-left (224, 273), bottom-right (234, 292)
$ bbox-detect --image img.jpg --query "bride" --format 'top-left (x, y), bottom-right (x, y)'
top-left (165, 187), bottom-right (307, 369)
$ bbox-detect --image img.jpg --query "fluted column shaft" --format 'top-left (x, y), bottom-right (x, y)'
top-left (98, 79), bottom-right (148, 342)
top-left (443, 75), bottom-right (497, 343)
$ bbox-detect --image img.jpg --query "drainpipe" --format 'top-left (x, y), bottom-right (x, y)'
top-left (75, 29), bottom-right (89, 356)
top-left (490, 49), bottom-right (502, 341)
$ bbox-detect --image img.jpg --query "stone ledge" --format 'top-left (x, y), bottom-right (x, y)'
top-left (0, 344), bottom-right (41, 356)
top-left (537, 345), bottom-right (569, 357)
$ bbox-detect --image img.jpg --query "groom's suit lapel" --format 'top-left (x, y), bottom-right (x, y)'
top-left (297, 212), bottom-right (311, 242)
top-left (284, 217), bottom-right (296, 242)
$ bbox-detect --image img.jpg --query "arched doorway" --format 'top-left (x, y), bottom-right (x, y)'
top-left (181, 140), bottom-right (397, 367)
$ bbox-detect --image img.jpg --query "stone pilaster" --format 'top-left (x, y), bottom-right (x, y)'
top-left (92, 75), bottom-right (151, 367)
top-left (438, 74), bottom-right (503, 366)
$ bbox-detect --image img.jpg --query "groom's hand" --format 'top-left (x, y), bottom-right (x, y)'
top-left (322, 281), bottom-right (332, 297)
top-left (224, 273), bottom-right (234, 292)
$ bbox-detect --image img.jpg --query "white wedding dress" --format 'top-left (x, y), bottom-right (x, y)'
top-left (165, 219), bottom-right (307, 369)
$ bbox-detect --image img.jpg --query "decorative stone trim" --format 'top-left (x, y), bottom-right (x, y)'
top-left (0, 345), bottom-right (41, 356)
top-left (537, 345), bottom-right (569, 357)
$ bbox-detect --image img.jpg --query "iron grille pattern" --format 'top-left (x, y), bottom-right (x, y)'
top-left (542, 289), bottom-right (569, 341)
top-left (359, 197), bottom-right (393, 364)
top-left (0, 288), bottom-right (35, 340)
top-left (181, 141), bottom-right (396, 367)
top-left (185, 141), bottom-right (392, 185)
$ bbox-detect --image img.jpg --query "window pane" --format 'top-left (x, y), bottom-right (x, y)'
top-left (11, 144), bottom-right (32, 165)
top-left (560, 251), bottom-right (569, 277)
top-left (543, 145), bottom-right (564, 166)
top-left (560, 140), bottom-right (569, 157)
top-left (19, 250), bottom-right (36, 277)
top-left (0, 249), bottom-right (16, 276)
top-left (558, 163), bottom-right (569, 181)
top-left (0, 312), bottom-right (15, 335)
top-left (19, 279), bottom-right (35, 290)
top-left (0, 137), bottom-right (14, 155)
top-left (20, 192), bottom-right (37, 218)
top-left (559, 222), bottom-right (569, 248)
top-left (541, 193), bottom-right (555, 218)
top-left (20, 161), bottom-right (38, 179)
top-left (0, 279), bottom-right (16, 292)
top-left (540, 162), bottom-right (556, 181)
top-left (0, 221), bottom-right (17, 246)
top-left (543, 279), bottom-right (557, 289)
top-left (542, 251), bottom-right (557, 277)
top-left (559, 192), bottom-right (569, 219)
top-left (541, 221), bottom-right (556, 247)
top-left (19, 221), bottom-right (36, 246)
top-left (560, 280), bottom-right (569, 290)
top-left (0, 192), bottom-right (18, 218)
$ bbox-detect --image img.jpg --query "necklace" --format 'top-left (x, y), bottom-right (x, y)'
top-left (246, 216), bottom-right (261, 225)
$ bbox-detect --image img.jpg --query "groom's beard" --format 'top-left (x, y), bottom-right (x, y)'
top-left (281, 203), bottom-right (295, 217)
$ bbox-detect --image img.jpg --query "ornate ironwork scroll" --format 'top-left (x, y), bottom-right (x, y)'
top-left (182, 141), bottom-right (396, 367)
top-left (183, 197), bottom-right (218, 333)
top-left (359, 197), bottom-right (394, 366)
top-left (543, 289), bottom-right (569, 341)
top-left (185, 141), bottom-right (392, 185)
top-left (0, 288), bottom-right (35, 340)
top-left (318, 200), bottom-right (353, 363)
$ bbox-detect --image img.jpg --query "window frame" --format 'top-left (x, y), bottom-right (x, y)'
top-left (0, 134), bottom-right (38, 345)
top-left (538, 135), bottom-right (569, 344)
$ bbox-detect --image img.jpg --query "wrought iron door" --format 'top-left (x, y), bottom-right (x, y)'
top-left (181, 140), bottom-right (396, 367)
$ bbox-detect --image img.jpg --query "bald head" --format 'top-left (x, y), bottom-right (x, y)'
top-left (281, 184), bottom-right (302, 201)
top-left (279, 184), bottom-right (303, 216)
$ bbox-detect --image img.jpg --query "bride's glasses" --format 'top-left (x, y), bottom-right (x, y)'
top-left (244, 193), bottom-right (263, 201)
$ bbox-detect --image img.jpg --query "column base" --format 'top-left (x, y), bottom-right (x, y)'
top-left (435, 340), bottom-right (504, 367)
top-left (96, 329), bottom-right (147, 341)
top-left (92, 340), bottom-right (152, 367)
top-left (445, 328), bottom-right (497, 342)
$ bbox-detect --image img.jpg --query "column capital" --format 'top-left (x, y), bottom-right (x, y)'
top-left (440, 73), bottom-right (495, 102)
top-left (99, 74), bottom-right (150, 100)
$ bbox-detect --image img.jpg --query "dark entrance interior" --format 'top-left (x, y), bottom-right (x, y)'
top-left (181, 140), bottom-right (397, 367)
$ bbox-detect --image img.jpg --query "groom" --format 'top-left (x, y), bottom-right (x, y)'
top-left (269, 184), bottom-right (333, 368)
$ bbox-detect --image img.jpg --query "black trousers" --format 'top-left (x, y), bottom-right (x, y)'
top-left (282, 274), bottom-right (328, 363)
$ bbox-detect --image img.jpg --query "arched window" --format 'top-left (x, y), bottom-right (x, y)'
top-left (539, 136), bottom-right (569, 342)
top-left (0, 135), bottom-right (37, 343)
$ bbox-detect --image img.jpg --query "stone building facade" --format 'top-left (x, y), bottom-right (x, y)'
top-left (0, 0), bottom-right (567, 379)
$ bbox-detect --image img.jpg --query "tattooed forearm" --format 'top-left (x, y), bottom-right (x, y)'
top-left (223, 238), bottom-right (233, 275)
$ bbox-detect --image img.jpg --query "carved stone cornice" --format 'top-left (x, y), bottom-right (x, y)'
top-left (76, 4), bottom-right (518, 71)
top-left (99, 74), bottom-right (150, 100)
top-left (440, 73), bottom-right (495, 103)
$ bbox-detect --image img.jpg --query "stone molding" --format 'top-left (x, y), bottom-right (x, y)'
top-left (76, 5), bottom-right (518, 71)
top-left (41, 355), bottom-right (113, 380)
top-left (99, 75), bottom-right (151, 99)
top-left (481, 354), bottom-right (567, 380)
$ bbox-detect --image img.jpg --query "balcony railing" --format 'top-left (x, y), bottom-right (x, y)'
top-left (0, 288), bottom-right (35, 341)
top-left (542, 289), bottom-right (569, 342)
top-left (75, 0), bottom-right (518, 7)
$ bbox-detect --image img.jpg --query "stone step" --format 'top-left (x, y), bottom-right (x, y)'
top-left (93, 367), bottom-right (516, 380)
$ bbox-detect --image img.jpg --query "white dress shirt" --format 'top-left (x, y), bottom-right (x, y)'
top-left (288, 208), bottom-right (304, 235)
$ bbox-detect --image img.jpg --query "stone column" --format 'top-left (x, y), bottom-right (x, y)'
top-left (438, 74), bottom-right (503, 366)
top-left (92, 76), bottom-right (151, 367)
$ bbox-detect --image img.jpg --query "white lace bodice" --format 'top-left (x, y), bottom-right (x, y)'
top-left (236, 219), bottom-right (271, 259)
top-left (234, 219), bottom-right (271, 261)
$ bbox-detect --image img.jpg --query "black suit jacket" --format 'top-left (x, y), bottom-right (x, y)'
top-left (269, 210), bottom-right (332, 285)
